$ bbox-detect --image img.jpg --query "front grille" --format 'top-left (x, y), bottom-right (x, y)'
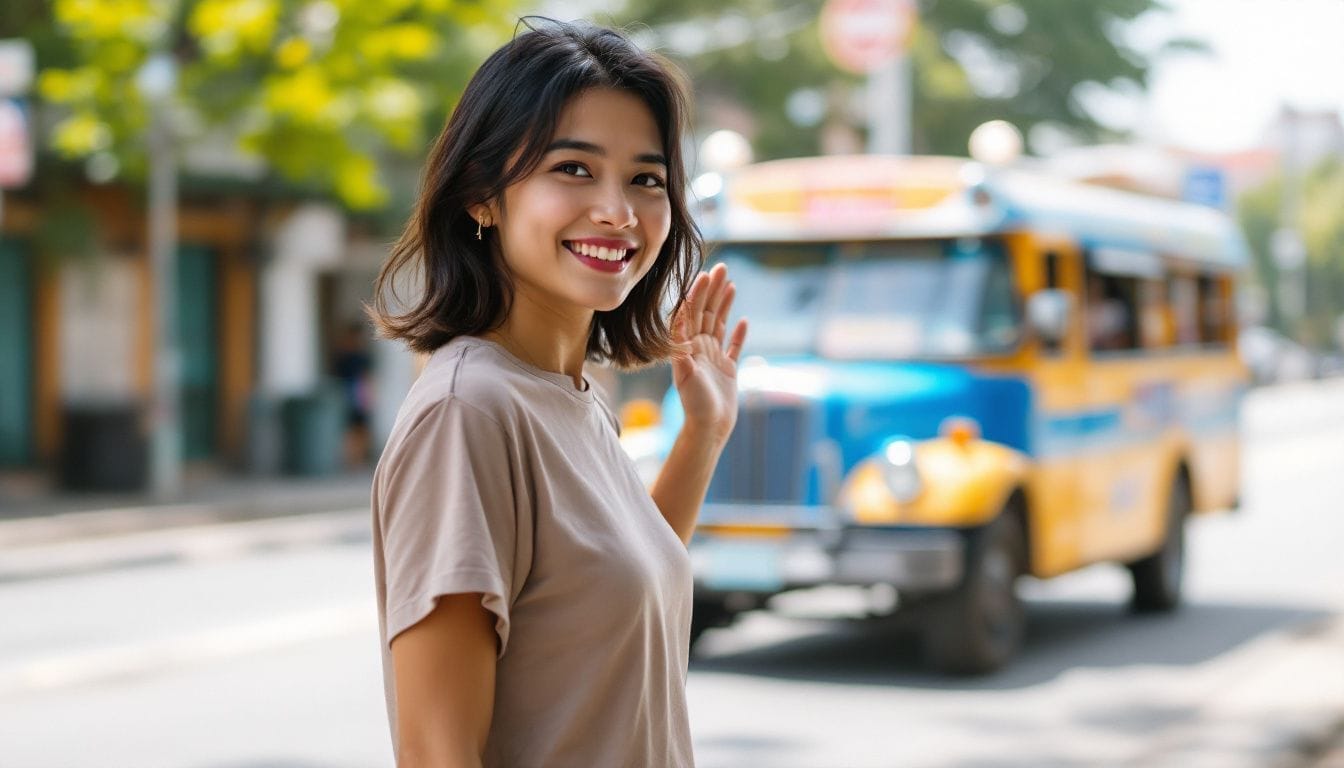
top-left (706, 402), bottom-right (809, 503)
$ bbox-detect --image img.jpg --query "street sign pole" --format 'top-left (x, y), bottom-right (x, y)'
top-left (865, 54), bottom-right (911, 154)
top-left (819, 0), bottom-right (917, 156)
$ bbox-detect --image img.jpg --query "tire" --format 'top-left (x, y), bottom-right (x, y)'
top-left (1128, 474), bottom-right (1190, 613)
top-left (689, 597), bottom-right (733, 653)
top-left (924, 510), bottom-right (1027, 675)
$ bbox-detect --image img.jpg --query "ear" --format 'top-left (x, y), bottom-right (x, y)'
top-left (468, 201), bottom-right (501, 227)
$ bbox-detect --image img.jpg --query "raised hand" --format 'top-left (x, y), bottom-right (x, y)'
top-left (670, 263), bottom-right (749, 444)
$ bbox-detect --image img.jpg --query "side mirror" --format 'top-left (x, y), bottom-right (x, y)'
top-left (1027, 289), bottom-right (1072, 346)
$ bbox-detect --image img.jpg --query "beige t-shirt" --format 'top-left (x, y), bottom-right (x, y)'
top-left (371, 336), bottom-right (694, 767)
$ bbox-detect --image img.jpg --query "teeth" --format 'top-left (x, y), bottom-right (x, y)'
top-left (570, 242), bottom-right (628, 261)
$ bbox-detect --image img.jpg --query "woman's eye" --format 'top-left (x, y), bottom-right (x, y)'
top-left (635, 173), bottom-right (666, 188)
top-left (556, 162), bottom-right (591, 178)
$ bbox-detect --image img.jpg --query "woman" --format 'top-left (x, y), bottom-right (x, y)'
top-left (368, 19), bottom-right (747, 768)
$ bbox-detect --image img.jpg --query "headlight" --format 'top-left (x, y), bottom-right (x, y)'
top-left (879, 438), bottom-right (922, 503)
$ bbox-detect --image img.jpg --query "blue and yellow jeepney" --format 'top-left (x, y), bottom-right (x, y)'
top-left (622, 155), bottom-right (1249, 673)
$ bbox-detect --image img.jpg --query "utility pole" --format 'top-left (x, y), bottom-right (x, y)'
top-left (137, 53), bottom-right (182, 500)
top-left (1272, 107), bottom-right (1306, 335)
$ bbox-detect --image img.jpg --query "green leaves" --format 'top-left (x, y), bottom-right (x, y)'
top-left (609, 0), bottom-right (1193, 159)
top-left (25, 0), bottom-right (518, 209)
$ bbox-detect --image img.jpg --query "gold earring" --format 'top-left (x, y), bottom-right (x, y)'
top-left (475, 219), bottom-right (482, 240)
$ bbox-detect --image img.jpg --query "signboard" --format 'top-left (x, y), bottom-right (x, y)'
top-left (819, 0), bottom-right (917, 74)
top-left (0, 99), bottom-right (32, 188)
top-left (1182, 165), bottom-right (1227, 210)
top-left (0, 40), bottom-right (35, 97)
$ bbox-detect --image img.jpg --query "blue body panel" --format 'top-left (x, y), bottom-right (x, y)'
top-left (661, 357), bottom-right (1032, 507)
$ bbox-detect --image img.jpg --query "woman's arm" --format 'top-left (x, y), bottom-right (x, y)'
top-left (652, 264), bottom-right (747, 545)
top-left (650, 423), bottom-right (729, 544)
top-left (390, 592), bottom-right (497, 767)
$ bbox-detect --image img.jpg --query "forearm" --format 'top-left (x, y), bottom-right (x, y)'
top-left (649, 424), bottom-right (728, 545)
top-left (396, 742), bottom-right (482, 768)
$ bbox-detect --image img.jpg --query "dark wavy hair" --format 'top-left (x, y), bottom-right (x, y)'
top-left (369, 18), bottom-right (701, 368)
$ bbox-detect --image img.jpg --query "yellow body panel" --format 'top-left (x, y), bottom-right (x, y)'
top-left (842, 438), bottom-right (1029, 528)
top-left (837, 231), bottom-right (1246, 581)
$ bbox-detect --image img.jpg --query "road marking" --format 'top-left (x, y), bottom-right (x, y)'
top-left (0, 602), bottom-right (373, 696)
top-left (0, 508), bottom-right (371, 583)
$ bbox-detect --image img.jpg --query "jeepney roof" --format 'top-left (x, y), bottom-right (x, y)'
top-left (699, 155), bottom-right (1249, 272)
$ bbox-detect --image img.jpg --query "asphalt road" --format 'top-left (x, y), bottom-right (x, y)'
top-left (1, 381), bottom-right (1342, 768)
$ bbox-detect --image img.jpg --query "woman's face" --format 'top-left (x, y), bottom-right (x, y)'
top-left (487, 87), bottom-right (672, 317)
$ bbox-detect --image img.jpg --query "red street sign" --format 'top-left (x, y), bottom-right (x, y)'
top-left (820, 0), bottom-right (917, 74)
top-left (0, 99), bottom-right (32, 188)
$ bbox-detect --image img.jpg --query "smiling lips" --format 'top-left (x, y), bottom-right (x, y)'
top-left (563, 238), bottom-right (637, 273)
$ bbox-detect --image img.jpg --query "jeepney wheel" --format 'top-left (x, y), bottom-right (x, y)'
top-left (924, 511), bottom-right (1026, 675)
top-left (1128, 474), bottom-right (1191, 613)
top-left (689, 597), bottom-right (734, 653)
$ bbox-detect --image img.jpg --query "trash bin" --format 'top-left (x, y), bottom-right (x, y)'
top-left (58, 401), bottom-right (148, 492)
top-left (243, 394), bottom-right (282, 476)
top-left (280, 382), bottom-right (344, 476)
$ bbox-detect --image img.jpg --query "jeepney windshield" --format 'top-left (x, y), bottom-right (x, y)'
top-left (715, 238), bottom-right (1020, 359)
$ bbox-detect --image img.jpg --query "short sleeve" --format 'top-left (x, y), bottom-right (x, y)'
top-left (375, 396), bottom-right (527, 657)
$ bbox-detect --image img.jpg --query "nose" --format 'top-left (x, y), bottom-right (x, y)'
top-left (589, 181), bottom-right (638, 229)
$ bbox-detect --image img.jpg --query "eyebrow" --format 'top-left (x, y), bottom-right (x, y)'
top-left (546, 138), bottom-right (667, 166)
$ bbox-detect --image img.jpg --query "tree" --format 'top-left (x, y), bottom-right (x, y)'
top-left (604, 0), bottom-right (1201, 160)
top-left (9, 0), bottom-right (520, 210)
top-left (1239, 158), bottom-right (1344, 348)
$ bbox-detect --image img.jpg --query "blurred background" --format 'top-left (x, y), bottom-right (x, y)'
top-left (0, 1), bottom-right (1342, 767)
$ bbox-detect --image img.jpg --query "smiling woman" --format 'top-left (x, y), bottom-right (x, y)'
top-left (474, 87), bottom-right (675, 318)
top-left (371, 19), bottom-right (702, 369)
top-left (365, 17), bottom-right (747, 768)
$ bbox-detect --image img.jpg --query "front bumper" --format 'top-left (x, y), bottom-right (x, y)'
top-left (692, 509), bottom-right (965, 595)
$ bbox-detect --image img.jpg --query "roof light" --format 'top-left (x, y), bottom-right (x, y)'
top-left (940, 416), bottom-right (981, 448)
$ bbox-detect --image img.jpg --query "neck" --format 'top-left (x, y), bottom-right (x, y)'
top-left (486, 289), bottom-right (593, 391)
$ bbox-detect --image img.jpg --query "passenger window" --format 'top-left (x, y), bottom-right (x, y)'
top-left (1198, 275), bottom-right (1231, 347)
top-left (1085, 272), bottom-right (1140, 353)
top-left (1139, 279), bottom-right (1174, 349)
top-left (1170, 275), bottom-right (1201, 346)
top-left (1038, 251), bottom-right (1064, 355)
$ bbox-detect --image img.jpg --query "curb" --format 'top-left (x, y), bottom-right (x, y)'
top-left (0, 506), bottom-right (371, 584)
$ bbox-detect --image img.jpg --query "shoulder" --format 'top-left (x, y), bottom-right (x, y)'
top-left (378, 340), bottom-right (517, 456)
top-left (409, 337), bottom-right (531, 424)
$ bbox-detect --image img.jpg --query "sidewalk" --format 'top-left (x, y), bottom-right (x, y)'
top-left (1304, 722), bottom-right (1344, 768)
top-left (1129, 613), bottom-right (1344, 768)
top-left (0, 469), bottom-right (373, 582)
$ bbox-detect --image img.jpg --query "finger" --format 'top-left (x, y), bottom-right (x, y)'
top-left (726, 318), bottom-right (749, 365)
top-left (686, 271), bottom-right (712, 336)
top-left (714, 283), bottom-right (737, 343)
top-left (702, 264), bottom-right (730, 329)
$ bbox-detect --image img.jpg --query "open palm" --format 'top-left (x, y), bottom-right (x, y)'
top-left (671, 263), bottom-right (749, 443)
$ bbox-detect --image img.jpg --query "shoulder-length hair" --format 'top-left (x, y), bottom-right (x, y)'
top-left (369, 18), bottom-right (701, 368)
